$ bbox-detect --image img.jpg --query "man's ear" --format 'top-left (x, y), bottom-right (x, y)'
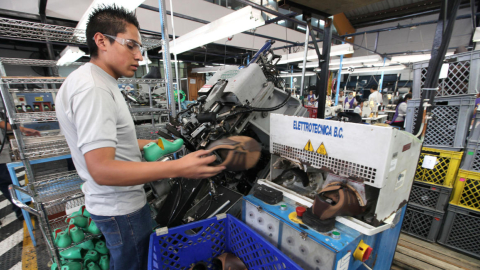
top-left (94, 33), bottom-right (108, 54)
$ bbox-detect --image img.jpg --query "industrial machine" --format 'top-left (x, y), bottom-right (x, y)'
top-left (241, 114), bottom-right (422, 269)
top-left (149, 41), bottom-right (308, 227)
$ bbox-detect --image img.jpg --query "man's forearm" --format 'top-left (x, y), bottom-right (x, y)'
top-left (0, 121), bottom-right (11, 131)
top-left (90, 158), bottom-right (181, 186)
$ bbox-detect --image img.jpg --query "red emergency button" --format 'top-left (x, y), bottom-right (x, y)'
top-left (296, 207), bottom-right (306, 217)
top-left (354, 240), bottom-right (373, 262)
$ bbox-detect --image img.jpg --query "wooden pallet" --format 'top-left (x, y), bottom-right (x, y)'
top-left (393, 234), bottom-right (480, 270)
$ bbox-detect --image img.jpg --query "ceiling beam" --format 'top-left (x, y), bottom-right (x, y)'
top-left (350, 0), bottom-right (473, 28)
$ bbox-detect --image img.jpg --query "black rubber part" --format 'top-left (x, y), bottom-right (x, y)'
top-left (302, 208), bottom-right (336, 233)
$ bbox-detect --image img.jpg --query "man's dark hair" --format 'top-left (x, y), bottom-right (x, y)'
top-left (86, 5), bottom-right (140, 58)
top-left (371, 85), bottom-right (378, 91)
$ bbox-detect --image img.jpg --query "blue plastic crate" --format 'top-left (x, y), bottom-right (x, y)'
top-left (148, 214), bottom-right (301, 270)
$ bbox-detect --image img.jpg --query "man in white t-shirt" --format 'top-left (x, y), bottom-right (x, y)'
top-left (368, 85), bottom-right (383, 111)
top-left (55, 6), bottom-right (224, 269)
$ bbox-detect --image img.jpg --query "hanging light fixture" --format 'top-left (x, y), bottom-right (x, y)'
top-left (57, 46), bottom-right (86, 66)
top-left (298, 55), bottom-right (382, 68)
top-left (278, 72), bottom-right (316, 78)
top-left (277, 44), bottom-right (354, 65)
top-left (168, 6), bottom-right (265, 55)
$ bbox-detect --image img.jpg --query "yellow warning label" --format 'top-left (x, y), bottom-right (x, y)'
top-left (304, 140), bottom-right (314, 152)
top-left (317, 142), bottom-right (327, 156)
top-left (34, 97), bottom-right (43, 101)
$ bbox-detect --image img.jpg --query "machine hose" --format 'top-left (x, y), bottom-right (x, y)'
top-left (222, 90), bottom-right (291, 120)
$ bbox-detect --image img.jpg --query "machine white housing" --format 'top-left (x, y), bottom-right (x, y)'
top-left (269, 114), bottom-right (422, 225)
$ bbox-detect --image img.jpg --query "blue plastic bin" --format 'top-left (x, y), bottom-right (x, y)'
top-left (148, 214), bottom-right (301, 270)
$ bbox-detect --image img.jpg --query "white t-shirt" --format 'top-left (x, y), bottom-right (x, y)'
top-left (368, 91), bottom-right (383, 105)
top-left (56, 63), bottom-right (145, 216)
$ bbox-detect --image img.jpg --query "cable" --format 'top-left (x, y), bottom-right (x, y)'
top-left (167, 178), bottom-right (183, 226)
top-left (197, 194), bottom-right (213, 220)
top-left (220, 90), bottom-right (291, 120)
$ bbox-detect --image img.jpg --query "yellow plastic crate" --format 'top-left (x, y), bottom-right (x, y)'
top-left (451, 169), bottom-right (480, 211)
top-left (415, 147), bottom-right (463, 187)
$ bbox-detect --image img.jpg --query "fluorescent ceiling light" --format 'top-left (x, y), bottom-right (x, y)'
top-left (75, 0), bottom-right (145, 31)
top-left (297, 26), bottom-right (306, 31)
top-left (280, 71), bottom-right (288, 74)
top-left (473, 27), bottom-right (480, 42)
top-left (168, 6), bottom-right (265, 54)
top-left (391, 52), bottom-right (454, 63)
top-left (192, 65), bottom-right (239, 74)
top-left (346, 65), bottom-right (407, 74)
top-left (57, 46), bottom-right (85, 66)
top-left (277, 44), bottom-right (354, 65)
top-left (279, 72), bottom-right (316, 78)
top-left (299, 55), bottom-right (383, 68)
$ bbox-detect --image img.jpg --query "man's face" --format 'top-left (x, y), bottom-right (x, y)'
top-left (340, 92), bottom-right (344, 97)
top-left (310, 91), bottom-right (313, 95)
top-left (370, 88), bottom-right (375, 93)
top-left (104, 23), bottom-right (143, 78)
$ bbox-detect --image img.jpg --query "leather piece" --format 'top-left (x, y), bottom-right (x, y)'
top-left (213, 253), bottom-right (247, 270)
top-left (312, 182), bottom-right (365, 220)
top-left (206, 136), bottom-right (261, 171)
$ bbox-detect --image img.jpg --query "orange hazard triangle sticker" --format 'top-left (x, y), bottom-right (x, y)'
top-left (304, 140), bottom-right (314, 152)
top-left (317, 143), bottom-right (327, 156)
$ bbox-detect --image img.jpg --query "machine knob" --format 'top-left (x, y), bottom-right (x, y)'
top-left (296, 207), bottom-right (306, 217)
top-left (280, 204), bottom-right (288, 211)
top-left (353, 240), bottom-right (373, 262)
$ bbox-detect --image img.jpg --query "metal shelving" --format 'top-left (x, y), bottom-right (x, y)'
top-left (9, 88), bottom-right (60, 93)
top-left (1, 77), bottom-right (65, 84)
top-left (13, 111), bottom-right (58, 123)
top-left (0, 17), bottom-right (162, 50)
top-left (0, 57), bottom-right (85, 67)
top-left (10, 135), bottom-right (70, 161)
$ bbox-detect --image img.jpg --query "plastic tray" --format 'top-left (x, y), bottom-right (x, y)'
top-left (401, 205), bottom-right (444, 242)
top-left (451, 169), bottom-right (480, 211)
top-left (414, 147), bottom-right (463, 187)
top-left (412, 51), bottom-right (480, 98)
top-left (460, 139), bottom-right (480, 173)
top-left (408, 181), bottom-right (452, 211)
top-left (404, 95), bottom-right (475, 151)
top-left (148, 214), bottom-right (301, 270)
top-left (437, 204), bottom-right (480, 259)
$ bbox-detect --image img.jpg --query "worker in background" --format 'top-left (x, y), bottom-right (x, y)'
top-left (387, 94), bottom-right (412, 129)
top-left (368, 85), bottom-right (383, 109)
top-left (0, 120), bottom-right (40, 223)
top-left (353, 96), bottom-right (364, 115)
top-left (55, 6), bottom-right (224, 269)
top-left (344, 92), bottom-right (356, 110)
top-left (338, 91), bottom-right (345, 105)
top-left (307, 90), bottom-right (316, 106)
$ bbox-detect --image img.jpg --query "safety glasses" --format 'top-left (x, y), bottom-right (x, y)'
top-left (99, 33), bottom-right (145, 55)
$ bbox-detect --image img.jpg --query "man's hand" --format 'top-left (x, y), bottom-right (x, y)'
top-left (20, 127), bottom-right (41, 137)
top-left (176, 150), bottom-right (225, 179)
